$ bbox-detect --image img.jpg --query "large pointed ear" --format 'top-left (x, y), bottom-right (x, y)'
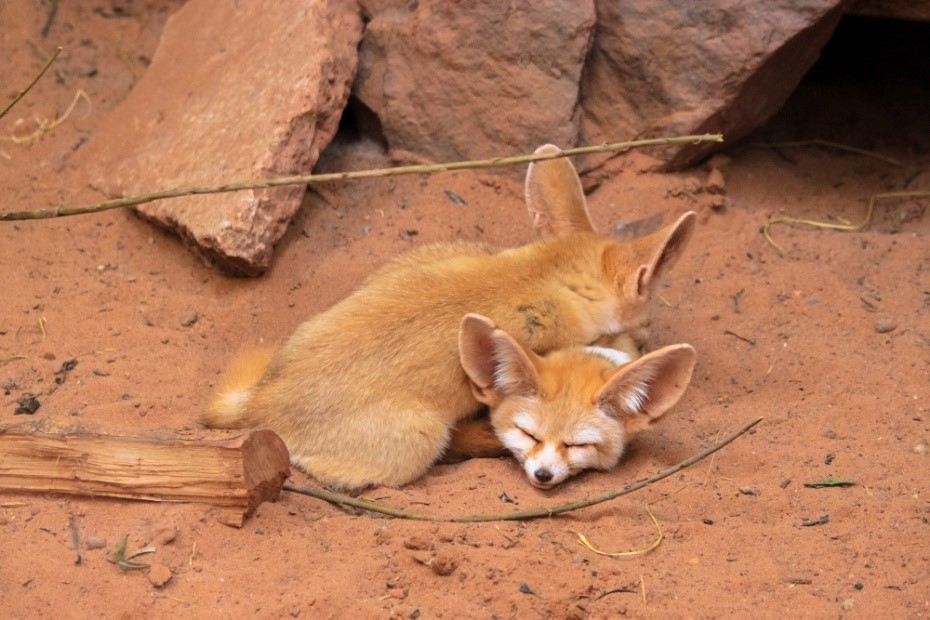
top-left (596, 344), bottom-right (696, 434)
top-left (459, 314), bottom-right (541, 406)
top-left (623, 211), bottom-right (696, 300)
top-left (525, 144), bottom-right (595, 237)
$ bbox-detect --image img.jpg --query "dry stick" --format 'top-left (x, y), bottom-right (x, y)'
top-left (0, 47), bottom-right (63, 121)
top-left (751, 139), bottom-right (907, 168)
top-left (575, 503), bottom-right (663, 557)
top-left (763, 190), bottom-right (930, 253)
top-left (41, 0), bottom-right (60, 37)
top-left (67, 515), bottom-right (82, 565)
top-left (0, 134), bottom-right (723, 222)
top-left (754, 139), bottom-right (929, 252)
top-left (283, 416), bottom-right (762, 523)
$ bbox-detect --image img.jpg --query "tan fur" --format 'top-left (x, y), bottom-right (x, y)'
top-left (456, 314), bottom-right (696, 488)
top-left (203, 144), bottom-right (695, 490)
top-left (203, 347), bottom-right (276, 428)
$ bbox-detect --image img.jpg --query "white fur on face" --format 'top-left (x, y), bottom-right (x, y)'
top-left (512, 411), bottom-right (539, 436)
top-left (499, 402), bottom-right (627, 488)
top-left (525, 443), bottom-right (570, 487)
top-left (591, 408), bottom-right (625, 470)
top-left (568, 411), bottom-right (619, 472)
top-left (570, 426), bottom-right (604, 446)
top-left (499, 410), bottom-right (540, 458)
top-left (583, 346), bottom-right (633, 367)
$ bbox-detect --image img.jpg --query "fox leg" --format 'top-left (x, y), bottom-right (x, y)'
top-left (442, 414), bottom-right (509, 463)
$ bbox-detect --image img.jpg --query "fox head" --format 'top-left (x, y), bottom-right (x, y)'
top-left (459, 314), bottom-right (696, 489)
top-left (525, 144), bottom-right (696, 354)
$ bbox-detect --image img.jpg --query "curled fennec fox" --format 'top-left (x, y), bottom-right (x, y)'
top-left (203, 144), bottom-right (696, 490)
top-left (453, 314), bottom-right (696, 488)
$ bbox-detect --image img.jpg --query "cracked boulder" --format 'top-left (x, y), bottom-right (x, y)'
top-left (353, 0), bottom-right (596, 164)
top-left (81, 0), bottom-right (361, 275)
top-left (581, 0), bottom-right (847, 169)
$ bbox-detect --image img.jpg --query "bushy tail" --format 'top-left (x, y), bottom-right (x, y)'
top-left (202, 347), bottom-right (276, 429)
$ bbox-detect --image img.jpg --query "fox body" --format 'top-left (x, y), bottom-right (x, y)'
top-left (204, 145), bottom-right (695, 490)
top-left (454, 314), bottom-right (697, 488)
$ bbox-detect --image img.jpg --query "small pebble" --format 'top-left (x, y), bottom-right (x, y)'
top-left (874, 318), bottom-right (897, 334)
top-left (147, 563), bottom-right (173, 588)
top-left (85, 537), bottom-right (107, 550)
top-left (913, 444), bottom-right (927, 455)
top-left (854, 582), bottom-right (864, 590)
top-left (739, 486), bottom-right (757, 496)
top-left (15, 396), bottom-right (40, 415)
top-left (430, 553), bottom-right (457, 577)
top-left (403, 536), bottom-right (432, 551)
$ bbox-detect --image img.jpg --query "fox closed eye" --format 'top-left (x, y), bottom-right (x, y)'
top-left (565, 427), bottom-right (603, 449)
top-left (516, 426), bottom-right (541, 444)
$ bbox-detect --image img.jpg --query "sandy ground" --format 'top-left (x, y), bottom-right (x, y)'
top-left (1, 3), bottom-right (928, 618)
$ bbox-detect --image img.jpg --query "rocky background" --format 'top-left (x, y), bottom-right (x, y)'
top-left (76, 0), bottom-right (921, 274)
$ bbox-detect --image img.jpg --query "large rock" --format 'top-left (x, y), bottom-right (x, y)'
top-left (81, 0), bottom-right (361, 275)
top-left (581, 0), bottom-right (846, 169)
top-left (850, 0), bottom-right (930, 21)
top-left (354, 0), bottom-right (596, 164)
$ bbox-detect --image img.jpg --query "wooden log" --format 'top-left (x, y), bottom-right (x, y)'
top-left (0, 422), bottom-right (290, 527)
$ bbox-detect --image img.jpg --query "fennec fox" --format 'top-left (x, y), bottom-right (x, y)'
top-left (452, 314), bottom-right (696, 488)
top-left (204, 144), bottom-right (696, 490)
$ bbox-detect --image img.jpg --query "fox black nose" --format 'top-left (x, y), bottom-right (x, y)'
top-left (534, 469), bottom-right (553, 483)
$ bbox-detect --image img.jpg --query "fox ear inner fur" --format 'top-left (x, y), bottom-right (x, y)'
top-left (597, 343), bottom-right (697, 433)
top-left (524, 144), bottom-right (594, 237)
top-left (459, 313), bottom-right (540, 405)
top-left (639, 211), bottom-right (696, 297)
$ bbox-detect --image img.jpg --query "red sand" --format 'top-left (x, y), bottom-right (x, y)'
top-left (1, 3), bottom-right (927, 617)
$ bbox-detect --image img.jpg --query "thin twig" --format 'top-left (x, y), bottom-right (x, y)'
top-left (283, 416), bottom-right (762, 523)
top-left (0, 47), bottom-right (63, 121)
top-left (68, 515), bottom-right (82, 565)
top-left (763, 190), bottom-right (930, 253)
top-left (723, 329), bottom-right (755, 346)
top-left (702, 430), bottom-right (724, 487)
top-left (575, 503), bottom-right (663, 557)
top-left (42, 0), bottom-right (60, 37)
top-left (7, 89), bottom-right (91, 144)
top-left (751, 139), bottom-right (907, 168)
top-left (0, 134), bottom-right (723, 221)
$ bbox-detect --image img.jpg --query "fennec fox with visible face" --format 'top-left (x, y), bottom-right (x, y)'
top-left (203, 144), bottom-right (696, 490)
top-left (453, 314), bottom-right (696, 488)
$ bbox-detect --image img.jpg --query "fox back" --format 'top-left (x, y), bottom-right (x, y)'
top-left (458, 314), bottom-right (697, 488)
top-left (203, 145), bottom-right (695, 490)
